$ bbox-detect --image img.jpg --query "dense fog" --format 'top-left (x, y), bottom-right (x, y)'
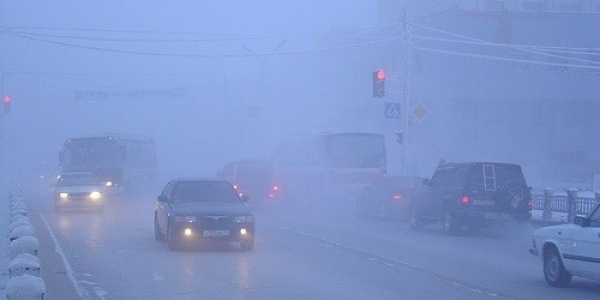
top-left (1, 1), bottom-right (599, 191)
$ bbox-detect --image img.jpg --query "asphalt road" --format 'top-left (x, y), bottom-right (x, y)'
top-left (25, 190), bottom-right (600, 300)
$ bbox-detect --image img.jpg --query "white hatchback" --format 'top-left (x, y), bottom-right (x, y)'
top-left (530, 203), bottom-right (600, 287)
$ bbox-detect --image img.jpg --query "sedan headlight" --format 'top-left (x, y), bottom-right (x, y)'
top-left (59, 192), bottom-right (69, 199)
top-left (234, 216), bottom-right (255, 223)
top-left (89, 191), bottom-right (102, 200)
top-left (174, 216), bottom-right (198, 223)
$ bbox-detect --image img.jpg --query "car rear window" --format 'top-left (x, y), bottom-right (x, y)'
top-left (471, 163), bottom-right (526, 191)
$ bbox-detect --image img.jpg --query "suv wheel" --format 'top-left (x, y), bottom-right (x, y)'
top-left (544, 247), bottom-right (571, 287)
top-left (442, 208), bottom-right (461, 234)
top-left (514, 212), bottom-right (532, 222)
top-left (409, 205), bottom-right (424, 230)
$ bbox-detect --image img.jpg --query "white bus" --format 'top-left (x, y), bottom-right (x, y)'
top-left (59, 135), bottom-right (157, 194)
top-left (274, 132), bottom-right (387, 205)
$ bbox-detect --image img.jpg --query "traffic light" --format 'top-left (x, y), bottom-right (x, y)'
top-left (372, 70), bottom-right (385, 98)
top-left (2, 95), bottom-right (10, 114)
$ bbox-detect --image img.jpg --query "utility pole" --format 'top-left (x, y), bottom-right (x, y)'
top-left (0, 73), bottom-right (5, 177)
top-left (402, 7), bottom-right (412, 175)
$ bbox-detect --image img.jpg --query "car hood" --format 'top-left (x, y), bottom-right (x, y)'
top-left (54, 186), bottom-right (103, 193)
top-left (534, 223), bottom-right (580, 239)
top-left (171, 202), bottom-right (252, 216)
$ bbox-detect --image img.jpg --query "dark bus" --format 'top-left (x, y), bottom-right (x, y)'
top-left (59, 135), bottom-right (157, 194)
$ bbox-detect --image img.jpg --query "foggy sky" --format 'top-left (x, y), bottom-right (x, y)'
top-left (1, 1), bottom-right (599, 190)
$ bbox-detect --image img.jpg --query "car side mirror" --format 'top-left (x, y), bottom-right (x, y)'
top-left (158, 195), bottom-right (167, 202)
top-left (422, 178), bottom-right (431, 187)
top-left (573, 215), bottom-right (588, 227)
top-left (241, 195), bottom-right (250, 203)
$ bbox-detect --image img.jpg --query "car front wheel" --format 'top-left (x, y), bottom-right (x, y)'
top-left (154, 215), bottom-right (165, 241)
top-left (544, 247), bottom-right (571, 287)
top-left (241, 237), bottom-right (254, 251)
top-left (166, 224), bottom-right (180, 251)
top-left (409, 205), bottom-right (424, 230)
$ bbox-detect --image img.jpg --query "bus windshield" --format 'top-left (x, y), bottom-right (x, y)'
top-left (61, 139), bottom-right (122, 171)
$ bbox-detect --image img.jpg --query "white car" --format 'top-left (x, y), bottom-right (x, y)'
top-left (54, 173), bottom-right (105, 212)
top-left (529, 203), bottom-right (600, 287)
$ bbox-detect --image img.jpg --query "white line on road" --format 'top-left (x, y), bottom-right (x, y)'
top-left (38, 211), bottom-right (92, 300)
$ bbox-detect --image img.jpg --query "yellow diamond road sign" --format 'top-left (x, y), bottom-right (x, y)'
top-left (412, 104), bottom-right (427, 120)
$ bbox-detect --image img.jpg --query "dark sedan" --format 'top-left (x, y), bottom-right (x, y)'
top-left (355, 175), bottom-right (423, 221)
top-left (154, 178), bottom-right (255, 251)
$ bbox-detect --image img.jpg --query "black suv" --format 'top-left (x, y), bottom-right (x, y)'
top-left (409, 162), bottom-right (533, 234)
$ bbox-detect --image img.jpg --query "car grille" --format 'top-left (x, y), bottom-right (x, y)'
top-left (200, 216), bottom-right (232, 228)
top-left (65, 192), bottom-right (90, 200)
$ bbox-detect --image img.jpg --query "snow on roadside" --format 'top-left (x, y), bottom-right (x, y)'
top-left (1, 184), bottom-right (47, 300)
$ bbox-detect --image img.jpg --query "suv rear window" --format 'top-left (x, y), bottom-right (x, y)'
top-left (471, 163), bottom-right (526, 192)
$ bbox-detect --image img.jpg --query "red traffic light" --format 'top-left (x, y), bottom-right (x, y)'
top-left (2, 95), bottom-right (10, 114)
top-left (372, 70), bottom-right (386, 98)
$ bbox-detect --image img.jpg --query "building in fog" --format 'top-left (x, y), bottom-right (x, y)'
top-left (320, 0), bottom-right (600, 187)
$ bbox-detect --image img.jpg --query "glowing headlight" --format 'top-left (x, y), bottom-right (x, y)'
top-left (234, 216), bottom-right (255, 223)
top-left (174, 216), bottom-right (197, 222)
top-left (105, 181), bottom-right (113, 187)
top-left (89, 191), bottom-right (102, 200)
top-left (240, 228), bottom-right (248, 235)
top-left (59, 192), bottom-right (69, 199)
top-left (184, 228), bottom-right (193, 236)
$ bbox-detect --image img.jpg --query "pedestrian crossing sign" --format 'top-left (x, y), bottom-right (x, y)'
top-left (384, 102), bottom-right (401, 119)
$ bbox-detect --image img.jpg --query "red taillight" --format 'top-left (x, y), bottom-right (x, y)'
top-left (461, 196), bottom-right (470, 203)
top-left (393, 194), bottom-right (402, 201)
top-left (272, 186), bottom-right (279, 191)
top-left (233, 184), bottom-right (239, 190)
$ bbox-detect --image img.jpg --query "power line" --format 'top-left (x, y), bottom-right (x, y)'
top-left (410, 22), bottom-right (600, 66)
top-left (1, 31), bottom-right (401, 58)
top-left (414, 46), bottom-right (600, 71)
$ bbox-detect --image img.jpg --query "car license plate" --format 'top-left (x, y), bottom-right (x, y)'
top-left (484, 212), bottom-right (509, 220)
top-left (203, 230), bottom-right (230, 237)
top-left (473, 199), bottom-right (494, 206)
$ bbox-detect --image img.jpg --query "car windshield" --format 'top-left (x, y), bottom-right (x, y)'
top-left (173, 181), bottom-right (239, 203)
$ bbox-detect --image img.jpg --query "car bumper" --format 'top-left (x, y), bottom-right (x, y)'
top-left (170, 222), bottom-right (255, 243)
top-left (54, 198), bottom-right (104, 210)
top-left (458, 209), bottom-right (530, 221)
